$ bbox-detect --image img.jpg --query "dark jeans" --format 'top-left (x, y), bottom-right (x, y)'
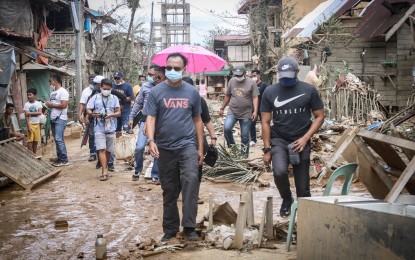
top-left (271, 137), bottom-right (311, 200)
top-left (224, 113), bottom-right (251, 157)
top-left (117, 108), bottom-right (131, 132)
top-left (51, 118), bottom-right (68, 162)
top-left (250, 119), bottom-right (257, 143)
top-left (158, 145), bottom-right (200, 234)
top-left (89, 125), bottom-right (96, 156)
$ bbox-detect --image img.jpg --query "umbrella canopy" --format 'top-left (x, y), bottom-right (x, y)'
top-left (151, 44), bottom-right (227, 73)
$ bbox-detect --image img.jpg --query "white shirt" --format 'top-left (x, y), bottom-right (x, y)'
top-left (50, 87), bottom-right (69, 120)
top-left (23, 100), bottom-right (43, 124)
top-left (80, 85), bottom-right (94, 104)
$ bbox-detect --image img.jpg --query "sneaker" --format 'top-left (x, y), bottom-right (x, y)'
top-left (280, 197), bottom-right (293, 218)
top-left (52, 161), bottom-right (69, 167)
top-left (152, 178), bottom-right (161, 185)
top-left (88, 155), bottom-right (97, 161)
top-left (96, 161), bottom-right (102, 169)
top-left (183, 227), bottom-right (200, 241)
top-left (161, 232), bottom-right (177, 242)
top-left (108, 164), bottom-right (115, 172)
top-left (126, 129), bottom-right (134, 134)
top-left (132, 174), bottom-right (140, 181)
top-left (249, 141), bottom-right (256, 147)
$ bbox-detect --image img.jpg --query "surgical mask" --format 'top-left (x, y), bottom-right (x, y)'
top-left (252, 77), bottom-right (258, 82)
top-left (236, 76), bottom-right (245, 82)
top-left (147, 75), bottom-right (154, 84)
top-left (115, 80), bottom-right (124, 85)
top-left (93, 83), bottom-right (100, 90)
top-left (165, 70), bottom-right (183, 82)
top-left (102, 90), bottom-right (111, 97)
top-left (139, 80), bottom-right (146, 85)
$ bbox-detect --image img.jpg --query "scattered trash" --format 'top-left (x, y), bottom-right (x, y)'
top-left (205, 225), bottom-right (259, 250)
top-left (54, 220), bottom-right (68, 230)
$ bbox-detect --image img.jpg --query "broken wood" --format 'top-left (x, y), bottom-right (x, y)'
top-left (358, 129), bottom-right (415, 151)
top-left (390, 125), bottom-right (415, 161)
top-left (246, 186), bottom-right (255, 226)
top-left (232, 201), bottom-right (247, 249)
top-left (208, 193), bottom-right (213, 230)
top-left (353, 137), bottom-right (394, 189)
top-left (257, 200), bottom-right (267, 247)
top-left (266, 197), bottom-right (274, 239)
top-left (386, 156), bottom-right (415, 203)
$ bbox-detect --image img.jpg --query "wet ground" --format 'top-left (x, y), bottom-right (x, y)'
top-left (0, 123), bottom-right (370, 259)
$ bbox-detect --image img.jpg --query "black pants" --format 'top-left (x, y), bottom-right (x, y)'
top-left (198, 135), bottom-right (209, 183)
top-left (158, 145), bottom-right (200, 234)
top-left (271, 137), bottom-right (311, 200)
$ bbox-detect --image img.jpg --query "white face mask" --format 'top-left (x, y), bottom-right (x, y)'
top-left (102, 90), bottom-right (111, 97)
top-left (236, 76), bottom-right (245, 82)
top-left (252, 77), bottom-right (258, 82)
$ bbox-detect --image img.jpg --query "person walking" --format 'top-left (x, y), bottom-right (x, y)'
top-left (249, 69), bottom-right (268, 146)
top-left (86, 78), bottom-right (121, 181)
top-left (144, 53), bottom-right (204, 242)
top-left (219, 65), bottom-right (259, 158)
top-left (112, 71), bottom-right (134, 134)
top-left (78, 74), bottom-right (98, 161)
top-left (261, 56), bottom-right (325, 217)
top-left (129, 65), bottom-right (166, 183)
top-left (45, 74), bottom-right (69, 167)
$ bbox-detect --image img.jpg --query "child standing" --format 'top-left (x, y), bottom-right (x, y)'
top-left (24, 89), bottom-right (43, 154)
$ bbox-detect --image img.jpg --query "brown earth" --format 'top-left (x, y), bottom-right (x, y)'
top-left (0, 107), bottom-right (370, 259)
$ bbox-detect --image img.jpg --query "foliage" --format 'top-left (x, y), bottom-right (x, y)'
top-left (203, 25), bottom-right (232, 51)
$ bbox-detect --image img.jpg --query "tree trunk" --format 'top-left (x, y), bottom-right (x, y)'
top-left (122, 0), bottom-right (140, 67)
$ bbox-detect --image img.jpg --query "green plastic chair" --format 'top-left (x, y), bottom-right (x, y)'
top-left (285, 163), bottom-right (358, 252)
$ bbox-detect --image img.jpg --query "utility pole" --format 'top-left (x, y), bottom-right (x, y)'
top-left (74, 0), bottom-right (85, 120)
top-left (147, 1), bottom-right (154, 68)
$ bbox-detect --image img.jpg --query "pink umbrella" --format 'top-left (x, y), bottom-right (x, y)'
top-left (151, 44), bottom-right (227, 73)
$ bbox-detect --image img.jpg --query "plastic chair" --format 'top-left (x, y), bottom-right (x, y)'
top-left (285, 163), bottom-right (358, 252)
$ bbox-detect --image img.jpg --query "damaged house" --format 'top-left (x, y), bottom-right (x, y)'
top-left (283, 0), bottom-right (415, 114)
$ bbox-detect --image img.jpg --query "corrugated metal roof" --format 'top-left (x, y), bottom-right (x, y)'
top-left (214, 35), bottom-right (251, 42)
top-left (282, 0), bottom-right (360, 39)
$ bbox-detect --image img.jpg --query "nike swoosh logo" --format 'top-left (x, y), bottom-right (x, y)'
top-left (274, 94), bottom-right (305, 108)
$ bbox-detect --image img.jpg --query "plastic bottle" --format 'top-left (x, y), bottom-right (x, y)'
top-left (95, 234), bottom-right (107, 259)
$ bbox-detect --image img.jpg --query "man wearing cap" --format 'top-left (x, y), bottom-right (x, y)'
top-left (113, 71), bottom-right (134, 134)
top-left (261, 56), bottom-right (324, 217)
top-left (78, 74), bottom-right (98, 161)
top-left (219, 64), bottom-right (259, 158)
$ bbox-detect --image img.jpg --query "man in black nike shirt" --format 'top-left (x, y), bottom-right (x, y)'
top-left (261, 56), bottom-right (325, 217)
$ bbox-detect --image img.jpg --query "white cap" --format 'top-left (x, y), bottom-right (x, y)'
top-left (93, 75), bottom-right (105, 84)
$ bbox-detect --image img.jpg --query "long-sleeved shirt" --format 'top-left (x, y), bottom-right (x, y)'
top-left (129, 82), bottom-right (155, 121)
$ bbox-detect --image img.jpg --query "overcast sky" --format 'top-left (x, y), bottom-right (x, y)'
top-left (88, 0), bottom-right (245, 45)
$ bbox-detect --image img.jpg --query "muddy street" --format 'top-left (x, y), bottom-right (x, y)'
top-left (0, 134), bottom-right (371, 259)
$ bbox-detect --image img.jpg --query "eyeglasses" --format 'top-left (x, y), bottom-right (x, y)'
top-left (114, 77), bottom-right (121, 80)
top-left (165, 66), bottom-right (183, 72)
top-left (154, 75), bottom-right (162, 80)
top-left (147, 73), bottom-right (155, 76)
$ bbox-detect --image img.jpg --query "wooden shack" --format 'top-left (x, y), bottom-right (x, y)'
top-left (283, 0), bottom-right (415, 108)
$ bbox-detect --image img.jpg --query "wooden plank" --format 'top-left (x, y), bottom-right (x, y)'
top-left (363, 139), bottom-right (407, 171)
top-left (395, 195), bottom-right (415, 205)
top-left (266, 197), bottom-right (274, 239)
top-left (353, 137), bottom-right (394, 189)
top-left (357, 129), bottom-right (415, 151)
top-left (357, 151), bottom-right (390, 199)
top-left (318, 127), bottom-right (359, 182)
top-left (257, 201), bottom-right (267, 247)
top-left (208, 193), bottom-right (213, 230)
top-left (246, 186), bottom-right (254, 226)
top-left (29, 169), bottom-right (61, 190)
top-left (232, 201), bottom-right (247, 249)
top-left (386, 156), bottom-right (415, 203)
top-left (390, 125), bottom-right (415, 161)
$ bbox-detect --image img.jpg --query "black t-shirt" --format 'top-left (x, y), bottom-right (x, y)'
top-left (201, 97), bottom-right (211, 124)
top-left (257, 81), bottom-right (268, 112)
top-left (261, 80), bottom-right (324, 142)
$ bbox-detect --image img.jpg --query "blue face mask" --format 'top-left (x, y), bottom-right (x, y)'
top-left (165, 70), bottom-right (183, 82)
top-left (93, 83), bottom-right (100, 90)
top-left (280, 77), bottom-right (297, 86)
top-left (147, 75), bottom-right (154, 84)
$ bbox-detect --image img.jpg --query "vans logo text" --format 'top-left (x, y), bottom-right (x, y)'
top-left (163, 98), bottom-right (189, 108)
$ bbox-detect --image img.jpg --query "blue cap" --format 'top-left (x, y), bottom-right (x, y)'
top-left (114, 71), bottom-right (124, 78)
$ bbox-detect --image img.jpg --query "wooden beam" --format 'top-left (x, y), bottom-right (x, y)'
top-left (266, 197), bottom-right (274, 239)
top-left (385, 4), bottom-right (415, 41)
top-left (390, 125), bottom-right (415, 161)
top-left (208, 193), bottom-right (213, 230)
top-left (29, 169), bottom-right (61, 190)
top-left (318, 127), bottom-right (359, 182)
top-left (246, 186), bottom-right (255, 226)
top-left (232, 201), bottom-right (247, 249)
top-left (387, 75), bottom-right (397, 90)
top-left (386, 156), bottom-right (415, 203)
top-left (353, 137), bottom-right (394, 189)
top-left (395, 195), bottom-right (415, 205)
top-left (357, 129), bottom-right (415, 151)
top-left (257, 200), bottom-right (267, 247)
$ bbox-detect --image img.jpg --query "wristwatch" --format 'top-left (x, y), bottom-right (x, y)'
top-left (146, 138), bottom-right (155, 145)
top-left (262, 147), bottom-right (271, 153)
